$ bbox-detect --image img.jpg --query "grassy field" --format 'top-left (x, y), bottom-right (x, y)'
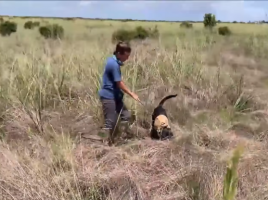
top-left (1, 16), bottom-right (268, 200)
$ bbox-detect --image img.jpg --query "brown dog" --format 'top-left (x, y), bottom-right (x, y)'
top-left (150, 94), bottom-right (177, 140)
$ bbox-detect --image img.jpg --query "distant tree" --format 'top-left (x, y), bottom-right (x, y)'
top-left (233, 21), bottom-right (237, 23)
top-left (203, 13), bottom-right (217, 28)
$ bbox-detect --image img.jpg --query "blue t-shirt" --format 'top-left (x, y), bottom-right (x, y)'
top-left (99, 55), bottom-right (124, 100)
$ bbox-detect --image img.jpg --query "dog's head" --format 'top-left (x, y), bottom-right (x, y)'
top-left (154, 115), bottom-right (173, 140)
top-left (154, 115), bottom-right (170, 129)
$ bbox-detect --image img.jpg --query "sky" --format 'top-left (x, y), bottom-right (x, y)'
top-left (0, 1), bottom-right (267, 22)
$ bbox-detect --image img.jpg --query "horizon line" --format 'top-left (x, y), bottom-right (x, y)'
top-left (0, 14), bottom-right (264, 23)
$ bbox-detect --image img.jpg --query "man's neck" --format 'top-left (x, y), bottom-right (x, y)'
top-left (113, 55), bottom-right (123, 66)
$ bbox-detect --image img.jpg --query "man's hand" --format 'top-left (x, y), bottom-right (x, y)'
top-left (131, 92), bottom-right (142, 104)
top-left (116, 81), bottom-right (143, 105)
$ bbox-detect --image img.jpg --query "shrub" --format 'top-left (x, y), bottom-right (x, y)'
top-left (24, 21), bottom-right (40, 29)
top-left (180, 22), bottom-right (193, 28)
top-left (112, 25), bottom-right (159, 42)
top-left (148, 25), bottom-right (159, 37)
top-left (218, 26), bottom-right (231, 36)
top-left (0, 18), bottom-right (3, 23)
top-left (112, 29), bottom-right (136, 42)
top-left (24, 21), bottom-right (33, 29)
top-left (39, 24), bottom-right (64, 39)
top-left (0, 21), bottom-right (17, 36)
top-left (134, 26), bottom-right (149, 39)
top-left (203, 13), bottom-right (217, 28)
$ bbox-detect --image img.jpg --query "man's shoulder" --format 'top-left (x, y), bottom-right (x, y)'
top-left (106, 56), bottom-right (118, 66)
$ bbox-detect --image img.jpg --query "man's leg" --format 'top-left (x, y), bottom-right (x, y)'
top-left (115, 100), bottom-right (130, 121)
top-left (100, 98), bottom-right (118, 145)
top-left (115, 100), bottom-right (132, 138)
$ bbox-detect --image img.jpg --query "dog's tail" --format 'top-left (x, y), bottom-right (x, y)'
top-left (158, 94), bottom-right (177, 106)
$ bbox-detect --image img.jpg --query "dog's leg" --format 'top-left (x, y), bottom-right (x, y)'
top-left (150, 129), bottom-right (158, 140)
top-left (157, 129), bottom-right (163, 140)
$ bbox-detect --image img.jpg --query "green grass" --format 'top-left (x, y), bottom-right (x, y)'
top-left (223, 145), bottom-right (244, 200)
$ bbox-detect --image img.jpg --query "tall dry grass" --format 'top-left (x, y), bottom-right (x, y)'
top-left (0, 18), bottom-right (268, 200)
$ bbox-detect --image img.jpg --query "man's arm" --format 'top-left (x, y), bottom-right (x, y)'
top-left (117, 81), bottom-right (133, 97)
top-left (110, 63), bottom-right (134, 97)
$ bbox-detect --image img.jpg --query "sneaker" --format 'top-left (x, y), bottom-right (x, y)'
top-left (99, 128), bottom-right (117, 146)
top-left (98, 128), bottom-right (110, 139)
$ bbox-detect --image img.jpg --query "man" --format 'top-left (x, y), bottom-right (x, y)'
top-left (98, 42), bottom-right (141, 145)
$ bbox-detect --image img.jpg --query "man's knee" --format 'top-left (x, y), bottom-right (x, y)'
top-left (121, 110), bottom-right (131, 122)
top-left (101, 99), bottom-right (116, 128)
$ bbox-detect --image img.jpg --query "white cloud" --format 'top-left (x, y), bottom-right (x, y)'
top-left (78, 1), bottom-right (93, 7)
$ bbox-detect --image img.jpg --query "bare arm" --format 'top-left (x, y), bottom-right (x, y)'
top-left (116, 81), bottom-right (133, 97)
top-left (110, 63), bottom-right (140, 102)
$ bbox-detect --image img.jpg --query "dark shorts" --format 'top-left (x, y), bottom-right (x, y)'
top-left (100, 98), bottom-right (130, 130)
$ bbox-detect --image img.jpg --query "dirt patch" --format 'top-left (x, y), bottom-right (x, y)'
top-left (229, 123), bottom-right (255, 139)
